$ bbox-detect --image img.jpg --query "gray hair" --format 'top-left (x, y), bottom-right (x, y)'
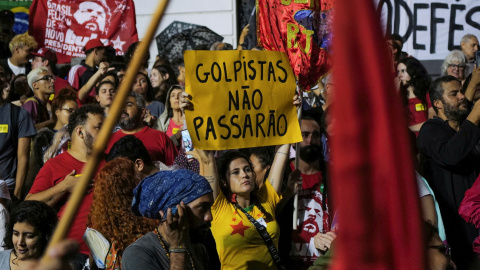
top-left (27, 67), bottom-right (49, 90)
top-left (129, 91), bottom-right (146, 109)
top-left (461, 34), bottom-right (478, 45)
top-left (322, 73), bottom-right (333, 85)
top-left (441, 50), bottom-right (468, 76)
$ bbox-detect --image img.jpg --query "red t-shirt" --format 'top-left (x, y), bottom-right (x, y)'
top-left (29, 151), bottom-right (105, 255)
top-left (105, 126), bottom-right (178, 166)
top-left (407, 97), bottom-right (428, 126)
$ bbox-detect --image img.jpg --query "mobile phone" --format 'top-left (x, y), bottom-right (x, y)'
top-left (181, 129), bottom-right (194, 159)
top-left (475, 51), bottom-right (480, 68)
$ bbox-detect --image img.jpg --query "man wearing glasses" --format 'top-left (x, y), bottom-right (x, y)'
top-left (23, 67), bottom-right (56, 130)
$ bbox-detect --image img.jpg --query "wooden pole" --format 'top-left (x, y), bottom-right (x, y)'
top-left (293, 85), bottom-right (302, 230)
top-left (40, 0), bottom-right (171, 263)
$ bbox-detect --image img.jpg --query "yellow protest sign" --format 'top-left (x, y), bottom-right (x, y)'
top-left (184, 50), bottom-right (302, 150)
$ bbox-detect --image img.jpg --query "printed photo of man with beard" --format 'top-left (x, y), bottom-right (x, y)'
top-left (65, 0), bottom-right (111, 38)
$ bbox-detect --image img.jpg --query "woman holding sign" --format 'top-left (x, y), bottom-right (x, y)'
top-left (184, 93), bottom-right (301, 270)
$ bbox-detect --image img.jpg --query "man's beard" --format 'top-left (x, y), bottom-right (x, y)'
top-left (444, 100), bottom-right (469, 122)
top-left (84, 131), bottom-right (94, 155)
top-left (299, 144), bottom-right (323, 163)
top-left (119, 111), bottom-right (142, 131)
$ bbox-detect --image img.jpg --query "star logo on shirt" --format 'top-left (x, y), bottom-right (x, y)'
top-left (232, 217), bottom-right (236, 222)
top-left (256, 213), bottom-right (263, 218)
top-left (230, 220), bottom-right (250, 237)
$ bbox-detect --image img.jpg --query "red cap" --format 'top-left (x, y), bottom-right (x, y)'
top-left (84, 39), bottom-right (112, 52)
top-left (30, 47), bottom-right (57, 64)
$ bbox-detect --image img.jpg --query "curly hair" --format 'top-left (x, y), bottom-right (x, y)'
top-left (51, 87), bottom-right (78, 124)
top-left (9, 33), bottom-right (38, 53)
top-left (397, 57), bottom-right (431, 105)
top-left (88, 158), bottom-right (157, 255)
top-left (4, 201), bottom-right (58, 254)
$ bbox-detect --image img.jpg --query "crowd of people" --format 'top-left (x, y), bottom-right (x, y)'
top-left (2, 6), bottom-right (480, 270)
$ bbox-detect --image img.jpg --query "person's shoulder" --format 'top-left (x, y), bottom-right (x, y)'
top-left (123, 232), bottom-right (156, 253)
top-left (419, 117), bottom-right (448, 134)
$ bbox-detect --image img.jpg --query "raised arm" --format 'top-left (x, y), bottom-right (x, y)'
top-left (268, 144), bottom-right (290, 194)
top-left (464, 66), bottom-right (480, 102)
top-left (188, 149), bottom-right (220, 200)
top-left (77, 62), bottom-right (113, 101)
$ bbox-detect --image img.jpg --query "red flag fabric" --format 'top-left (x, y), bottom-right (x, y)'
top-left (256, 0), bottom-right (332, 90)
top-left (329, 0), bottom-right (426, 269)
top-left (29, 0), bottom-right (138, 64)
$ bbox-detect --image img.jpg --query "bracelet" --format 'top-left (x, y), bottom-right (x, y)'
top-left (238, 43), bottom-right (244, 46)
top-left (169, 247), bottom-right (188, 253)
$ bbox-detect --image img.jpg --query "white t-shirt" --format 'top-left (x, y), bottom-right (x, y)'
top-left (0, 204), bottom-right (9, 251)
top-left (8, 58), bottom-right (26, 76)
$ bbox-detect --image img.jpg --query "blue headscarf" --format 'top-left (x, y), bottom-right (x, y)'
top-left (131, 169), bottom-right (213, 220)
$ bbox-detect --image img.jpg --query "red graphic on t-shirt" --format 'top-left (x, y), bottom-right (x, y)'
top-left (230, 220), bottom-right (250, 237)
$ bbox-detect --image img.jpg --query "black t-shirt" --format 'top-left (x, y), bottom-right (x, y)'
top-left (0, 102), bottom-right (36, 180)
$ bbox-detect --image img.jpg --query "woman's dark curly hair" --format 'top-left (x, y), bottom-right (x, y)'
top-left (88, 158), bottom-right (158, 256)
top-left (397, 57), bottom-right (431, 105)
top-left (133, 72), bottom-right (155, 103)
top-left (51, 87), bottom-right (78, 124)
top-left (4, 201), bottom-right (58, 254)
top-left (216, 151), bottom-right (274, 222)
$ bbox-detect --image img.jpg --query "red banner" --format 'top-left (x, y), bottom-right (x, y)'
top-left (256, 0), bottom-right (333, 90)
top-left (29, 0), bottom-right (138, 64)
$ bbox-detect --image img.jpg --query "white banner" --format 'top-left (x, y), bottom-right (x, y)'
top-left (374, 0), bottom-right (480, 60)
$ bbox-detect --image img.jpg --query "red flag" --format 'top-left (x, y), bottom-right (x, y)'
top-left (29, 0), bottom-right (138, 64)
top-left (256, 0), bottom-right (332, 90)
top-left (329, 0), bottom-right (426, 269)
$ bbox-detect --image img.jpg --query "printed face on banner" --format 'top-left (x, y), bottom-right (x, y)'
top-left (184, 50), bottom-right (302, 150)
top-left (29, 0), bottom-right (138, 64)
top-left (70, 1), bottom-right (107, 35)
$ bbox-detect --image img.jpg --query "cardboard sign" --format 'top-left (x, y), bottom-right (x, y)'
top-left (184, 50), bottom-right (302, 150)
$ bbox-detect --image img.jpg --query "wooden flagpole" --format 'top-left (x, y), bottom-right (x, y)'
top-left (40, 0), bottom-right (171, 263)
top-left (293, 85), bottom-right (302, 230)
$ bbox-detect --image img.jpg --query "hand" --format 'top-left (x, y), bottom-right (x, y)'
top-left (239, 24), bottom-right (250, 40)
top-left (293, 94), bottom-right (301, 108)
top-left (61, 171), bottom-right (94, 193)
top-left (159, 202), bottom-right (188, 247)
top-left (98, 62), bottom-right (115, 75)
top-left (313, 231), bottom-right (337, 251)
top-left (186, 149), bottom-right (215, 165)
top-left (394, 77), bottom-right (401, 91)
top-left (143, 109), bottom-right (154, 126)
top-left (287, 169), bottom-right (301, 191)
top-left (180, 92), bottom-right (193, 111)
top-left (24, 240), bottom-right (78, 270)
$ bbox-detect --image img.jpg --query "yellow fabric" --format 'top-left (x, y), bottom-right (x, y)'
top-left (211, 180), bottom-right (281, 270)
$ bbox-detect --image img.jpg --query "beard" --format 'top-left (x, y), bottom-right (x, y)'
top-left (119, 111), bottom-right (142, 131)
top-left (84, 131), bottom-right (94, 155)
top-left (443, 100), bottom-right (469, 122)
top-left (299, 144), bottom-right (323, 163)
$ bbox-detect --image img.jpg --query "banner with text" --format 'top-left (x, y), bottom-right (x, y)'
top-left (375, 0), bottom-right (480, 60)
top-left (184, 50), bottom-right (302, 150)
top-left (29, 0), bottom-right (138, 64)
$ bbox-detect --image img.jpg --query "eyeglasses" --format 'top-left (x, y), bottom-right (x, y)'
top-left (428, 244), bottom-right (451, 258)
top-left (34, 75), bottom-right (56, 83)
top-left (62, 108), bottom-right (76, 114)
top-left (448, 64), bottom-right (466, 70)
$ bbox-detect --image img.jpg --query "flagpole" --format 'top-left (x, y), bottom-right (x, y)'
top-left (293, 85), bottom-right (302, 230)
top-left (39, 0), bottom-right (171, 263)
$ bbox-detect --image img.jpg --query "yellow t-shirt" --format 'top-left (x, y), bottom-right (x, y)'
top-left (211, 180), bottom-right (281, 270)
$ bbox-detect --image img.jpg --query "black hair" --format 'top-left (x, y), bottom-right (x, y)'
top-left (67, 104), bottom-right (105, 136)
top-left (4, 201), bottom-right (58, 254)
top-left (152, 65), bottom-right (178, 88)
top-left (398, 57), bottom-right (431, 105)
top-left (170, 58), bottom-right (185, 79)
top-left (107, 135), bottom-right (153, 166)
top-left (96, 80), bottom-right (116, 96)
top-left (391, 33), bottom-right (404, 47)
top-left (85, 48), bottom-right (95, 56)
top-left (125, 42), bottom-right (150, 70)
top-left (429, 75), bottom-right (460, 113)
top-left (98, 70), bottom-right (119, 88)
top-left (249, 146), bottom-right (275, 170)
top-left (134, 72), bottom-right (155, 102)
top-left (216, 150), bottom-right (274, 222)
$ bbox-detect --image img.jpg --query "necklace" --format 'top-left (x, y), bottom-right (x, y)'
top-left (154, 228), bottom-right (196, 269)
